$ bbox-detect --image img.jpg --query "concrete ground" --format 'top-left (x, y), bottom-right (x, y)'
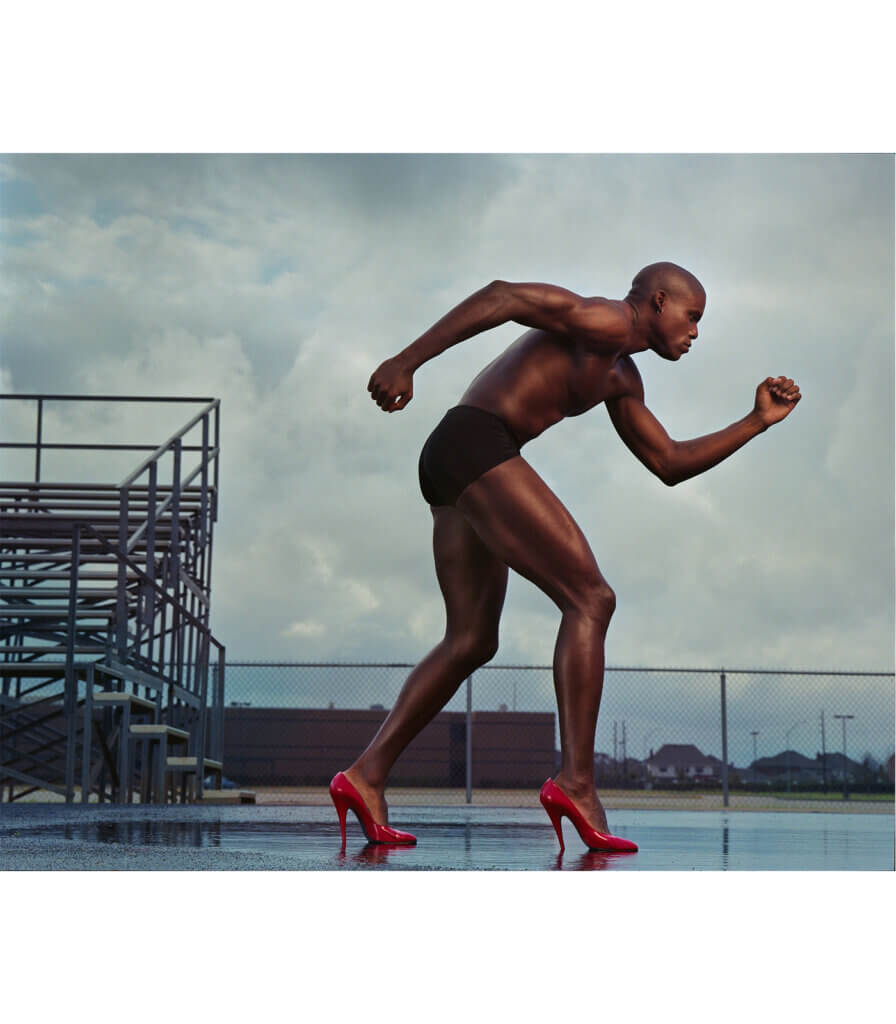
top-left (251, 786), bottom-right (895, 814)
top-left (1, 798), bottom-right (892, 870)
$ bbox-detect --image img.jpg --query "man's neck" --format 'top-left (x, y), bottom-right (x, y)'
top-left (620, 296), bottom-right (652, 356)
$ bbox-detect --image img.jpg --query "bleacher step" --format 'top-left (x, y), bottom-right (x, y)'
top-left (0, 607), bottom-right (115, 618)
top-left (166, 756), bottom-right (223, 771)
top-left (0, 587), bottom-right (118, 598)
top-left (199, 789), bottom-right (256, 804)
top-left (93, 691), bottom-right (157, 711)
top-left (130, 724), bottom-right (190, 742)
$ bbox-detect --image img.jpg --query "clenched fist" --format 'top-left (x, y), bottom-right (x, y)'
top-left (368, 355), bottom-right (414, 412)
top-left (754, 376), bottom-right (802, 428)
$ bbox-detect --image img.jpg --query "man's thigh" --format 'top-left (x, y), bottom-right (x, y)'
top-left (431, 505), bottom-right (508, 633)
top-left (456, 456), bottom-right (607, 609)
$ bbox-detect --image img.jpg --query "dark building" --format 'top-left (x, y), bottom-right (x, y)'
top-left (752, 750), bottom-right (822, 784)
top-left (223, 706), bottom-right (555, 788)
top-left (813, 750), bottom-right (864, 783)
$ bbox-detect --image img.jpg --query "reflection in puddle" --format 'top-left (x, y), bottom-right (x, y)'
top-left (36, 820), bottom-right (335, 850)
top-left (2, 812), bottom-right (890, 871)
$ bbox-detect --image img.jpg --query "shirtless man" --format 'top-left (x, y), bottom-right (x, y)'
top-left (330, 261), bottom-right (801, 850)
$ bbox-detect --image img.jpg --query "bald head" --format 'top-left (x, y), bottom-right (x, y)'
top-left (627, 262), bottom-right (705, 305)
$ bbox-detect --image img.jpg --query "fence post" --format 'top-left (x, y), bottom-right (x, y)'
top-left (35, 397), bottom-right (43, 482)
top-left (466, 673), bottom-right (473, 804)
top-left (720, 669), bottom-right (729, 807)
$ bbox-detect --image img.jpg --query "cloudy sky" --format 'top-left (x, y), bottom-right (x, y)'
top-left (1, 154), bottom-right (893, 758)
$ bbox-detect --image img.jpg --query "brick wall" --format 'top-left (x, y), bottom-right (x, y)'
top-left (222, 707), bottom-right (555, 787)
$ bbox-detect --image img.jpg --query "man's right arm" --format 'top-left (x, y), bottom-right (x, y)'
top-left (368, 280), bottom-right (627, 411)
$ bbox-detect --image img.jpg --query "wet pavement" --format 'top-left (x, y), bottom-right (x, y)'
top-left (1, 803), bottom-right (892, 870)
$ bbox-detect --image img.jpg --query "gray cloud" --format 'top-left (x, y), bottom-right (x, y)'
top-left (1, 154), bottom-right (892, 758)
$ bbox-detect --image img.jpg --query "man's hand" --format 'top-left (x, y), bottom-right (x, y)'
top-left (368, 354), bottom-right (414, 412)
top-left (754, 376), bottom-right (802, 428)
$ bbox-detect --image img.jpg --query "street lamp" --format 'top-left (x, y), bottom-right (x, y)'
top-left (785, 721), bottom-right (807, 793)
top-left (833, 714), bottom-right (855, 800)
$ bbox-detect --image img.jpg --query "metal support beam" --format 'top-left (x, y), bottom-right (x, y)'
top-left (64, 524), bottom-right (80, 802)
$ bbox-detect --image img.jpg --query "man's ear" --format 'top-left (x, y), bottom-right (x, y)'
top-left (652, 289), bottom-right (666, 313)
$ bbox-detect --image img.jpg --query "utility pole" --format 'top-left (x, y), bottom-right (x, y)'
top-left (621, 720), bottom-right (627, 781)
top-left (833, 714), bottom-right (854, 801)
top-left (643, 729), bottom-right (657, 789)
top-left (613, 721), bottom-right (618, 774)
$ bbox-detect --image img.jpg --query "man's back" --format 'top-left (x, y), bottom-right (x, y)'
top-left (459, 325), bottom-right (640, 445)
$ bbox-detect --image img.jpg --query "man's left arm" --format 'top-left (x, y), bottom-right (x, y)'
top-left (606, 374), bottom-right (802, 486)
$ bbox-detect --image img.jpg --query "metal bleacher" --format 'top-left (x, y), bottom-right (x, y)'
top-left (0, 395), bottom-right (226, 804)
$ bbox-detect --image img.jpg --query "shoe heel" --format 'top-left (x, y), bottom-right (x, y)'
top-left (331, 790), bottom-right (349, 846)
top-left (541, 796), bottom-right (566, 852)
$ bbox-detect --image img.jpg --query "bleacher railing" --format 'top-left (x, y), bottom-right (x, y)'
top-left (0, 395), bottom-right (226, 800)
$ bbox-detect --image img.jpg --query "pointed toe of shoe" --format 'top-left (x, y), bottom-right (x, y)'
top-left (373, 824), bottom-right (417, 845)
top-left (588, 833), bottom-right (638, 853)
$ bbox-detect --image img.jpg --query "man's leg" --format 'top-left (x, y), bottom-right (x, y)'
top-left (344, 505), bottom-right (508, 823)
top-left (455, 455), bottom-right (615, 833)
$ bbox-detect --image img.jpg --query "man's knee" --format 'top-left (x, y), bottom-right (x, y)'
top-left (449, 629), bottom-right (499, 668)
top-left (570, 577), bottom-right (616, 625)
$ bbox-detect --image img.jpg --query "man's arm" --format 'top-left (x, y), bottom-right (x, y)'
top-left (606, 363), bottom-right (802, 486)
top-left (368, 280), bottom-right (627, 412)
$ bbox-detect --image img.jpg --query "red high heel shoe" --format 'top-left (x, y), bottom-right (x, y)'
top-left (540, 778), bottom-right (638, 853)
top-left (329, 772), bottom-right (417, 845)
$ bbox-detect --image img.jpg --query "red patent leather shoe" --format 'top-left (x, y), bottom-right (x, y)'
top-left (540, 778), bottom-right (638, 853)
top-left (329, 772), bottom-right (417, 846)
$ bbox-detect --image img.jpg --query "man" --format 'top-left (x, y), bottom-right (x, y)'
top-left (331, 262), bottom-right (801, 849)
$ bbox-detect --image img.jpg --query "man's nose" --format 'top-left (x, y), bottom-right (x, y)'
top-left (689, 326), bottom-right (698, 339)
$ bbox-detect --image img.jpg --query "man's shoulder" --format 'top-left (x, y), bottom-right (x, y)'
top-left (611, 353), bottom-right (645, 398)
top-left (573, 296), bottom-right (633, 345)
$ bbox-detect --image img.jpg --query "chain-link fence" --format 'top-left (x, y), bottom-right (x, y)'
top-left (222, 662), bottom-right (895, 808)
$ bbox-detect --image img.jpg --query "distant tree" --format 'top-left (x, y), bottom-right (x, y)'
top-left (861, 752), bottom-right (880, 786)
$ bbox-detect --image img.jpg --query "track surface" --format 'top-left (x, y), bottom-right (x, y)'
top-left (1, 803), bottom-right (892, 870)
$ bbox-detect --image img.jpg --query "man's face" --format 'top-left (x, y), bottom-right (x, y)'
top-left (654, 287), bottom-right (706, 360)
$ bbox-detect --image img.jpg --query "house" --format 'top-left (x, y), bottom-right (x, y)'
top-left (815, 750), bottom-right (864, 784)
top-left (727, 764), bottom-right (770, 786)
top-left (752, 750), bottom-right (822, 785)
top-left (645, 744), bottom-right (718, 783)
top-left (703, 754), bottom-right (765, 786)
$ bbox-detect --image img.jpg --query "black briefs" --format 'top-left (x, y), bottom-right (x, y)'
top-left (418, 405), bottom-right (524, 507)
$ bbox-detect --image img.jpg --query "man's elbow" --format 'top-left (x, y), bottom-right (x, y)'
top-left (655, 450), bottom-right (681, 486)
